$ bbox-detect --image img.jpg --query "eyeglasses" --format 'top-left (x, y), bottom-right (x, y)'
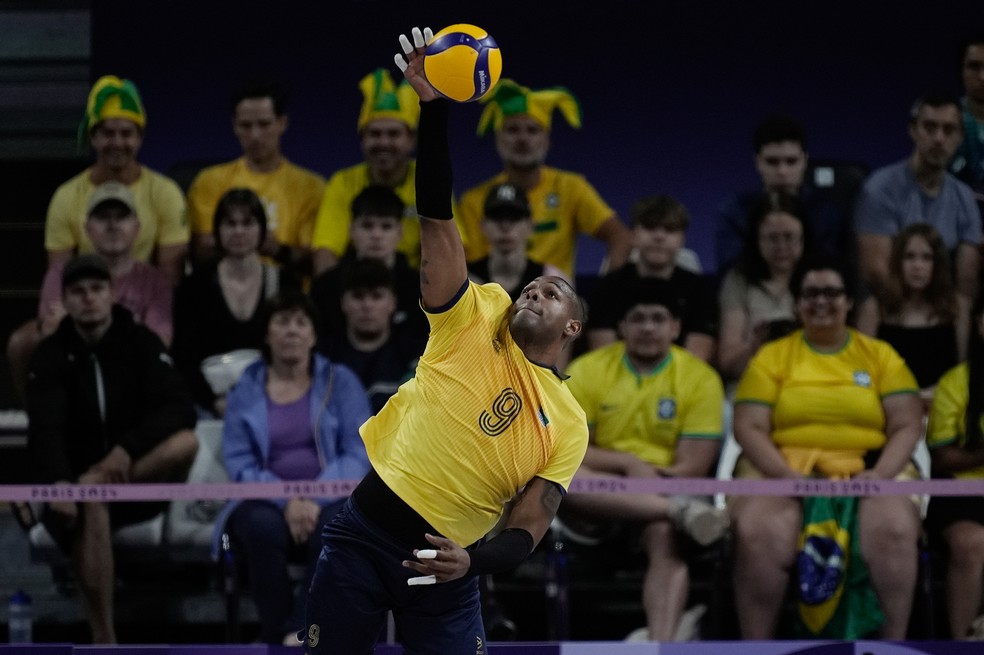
top-left (800, 286), bottom-right (846, 300)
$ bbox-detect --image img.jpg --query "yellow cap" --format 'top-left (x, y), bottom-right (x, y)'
top-left (357, 68), bottom-right (420, 132)
top-left (477, 79), bottom-right (581, 136)
top-left (84, 75), bottom-right (146, 133)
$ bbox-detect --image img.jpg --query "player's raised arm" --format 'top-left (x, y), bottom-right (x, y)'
top-left (396, 27), bottom-right (468, 309)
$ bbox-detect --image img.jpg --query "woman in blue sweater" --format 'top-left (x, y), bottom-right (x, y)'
top-left (217, 290), bottom-right (371, 644)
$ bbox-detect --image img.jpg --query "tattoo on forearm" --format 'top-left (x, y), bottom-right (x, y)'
top-left (420, 258), bottom-right (430, 286)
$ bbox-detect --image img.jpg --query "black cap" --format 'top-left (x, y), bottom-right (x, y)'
top-left (62, 254), bottom-right (111, 290)
top-left (483, 183), bottom-right (531, 220)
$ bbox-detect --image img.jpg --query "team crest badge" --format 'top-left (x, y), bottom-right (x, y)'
top-left (852, 370), bottom-right (871, 388)
top-left (658, 398), bottom-right (676, 419)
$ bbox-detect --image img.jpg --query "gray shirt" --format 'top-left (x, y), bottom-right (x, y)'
top-left (854, 159), bottom-right (982, 249)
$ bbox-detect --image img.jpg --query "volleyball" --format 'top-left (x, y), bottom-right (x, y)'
top-left (423, 24), bottom-right (502, 102)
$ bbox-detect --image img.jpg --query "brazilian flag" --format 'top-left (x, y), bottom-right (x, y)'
top-left (795, 496), bottom-right (883, 638)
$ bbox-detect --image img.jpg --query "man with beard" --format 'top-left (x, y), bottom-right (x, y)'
top-left (302, 28), bottom-right (589, 654)
top-left (186, 77), bottom-right (325, 273)
top-left (311, 69), bottom-right (422, 274)
top-left (856, 92), bottom-right (981, 302)
top-left (456, 80), bottom-right (632, 282)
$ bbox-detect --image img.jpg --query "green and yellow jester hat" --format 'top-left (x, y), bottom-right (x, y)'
top-left (357, 68), bottom-right (420, 132)
top-left (82, 75), bottom-right (146, 135)
top-left (477, 79), bottom-right (582, 136)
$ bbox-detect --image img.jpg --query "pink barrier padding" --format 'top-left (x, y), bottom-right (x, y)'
top-left (0, 642), bottom-right (981, 654)
top-left (0, 477), bottom-right (983, 503)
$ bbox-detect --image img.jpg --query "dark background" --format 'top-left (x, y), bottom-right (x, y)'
top-left (91, 0), bottom-right (979, 274)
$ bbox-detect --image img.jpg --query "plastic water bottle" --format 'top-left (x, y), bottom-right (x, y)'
top-left (8, 589), bottom-right (33, 643)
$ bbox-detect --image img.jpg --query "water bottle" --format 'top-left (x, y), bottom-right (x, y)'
top-left (8, 589), bottom-right (33, 644)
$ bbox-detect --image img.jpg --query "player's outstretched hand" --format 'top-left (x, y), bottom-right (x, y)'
top-left (394, 26), bottom-right (439, 102)
top-left (402, 532), bottom-right (470, 585)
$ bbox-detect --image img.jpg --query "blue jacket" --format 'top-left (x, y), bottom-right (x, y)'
top-left (210, 353), bottom-right (371, 557)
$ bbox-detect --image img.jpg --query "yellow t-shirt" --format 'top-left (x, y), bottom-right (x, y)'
top-left (458, 166), bottom-right (615, 278)
top-left (310, 161), bottom-right (421, 267)
top-left (186, 157), bottom-right (325, 248)
top-left (735, 329), bottom-right (918, 452)
top-left (927, 363), bottom-right (984, 479)
top-left (45, 166), bottom-right (188, 261)
top-left (361, 281), bottom-right (589, 546)
top-left (566, 342), bottom-right (723, 467)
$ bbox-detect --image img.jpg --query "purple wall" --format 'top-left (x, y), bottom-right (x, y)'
top-left (92, 0), bottom-right (977, 274)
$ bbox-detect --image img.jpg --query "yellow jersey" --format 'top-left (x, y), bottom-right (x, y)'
top-left (927, 363), bottom-right (984, 479)
top-left (310, 161), bottom-right (421, 267)
top-left (186, 157), bottom-right (325, 248)
top-left (361, 281), bottom-right (589, 546)
top-left (46, 166), bottom-right (188, 261)
top-left (567, 342), bottom-right (723, 467)
top-left (458, 167), bottom-right (615, 278)
top-left (735, 329), bottom-right (918, 452)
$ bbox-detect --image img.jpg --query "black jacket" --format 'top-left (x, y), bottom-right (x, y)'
top-left (26, 304), bottom-right (197, 483)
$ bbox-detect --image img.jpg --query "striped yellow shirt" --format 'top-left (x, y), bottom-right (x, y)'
top-left (361, 281), bottom-right (588, 545)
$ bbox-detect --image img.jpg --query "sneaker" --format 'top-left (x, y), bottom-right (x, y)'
top-left (671, 496), bottom-right (729, 546)
top-left (967, 614), bottom-right (984, 640)
top-left (550, 515), bottom-right (613, 547)
top-left (673, 603), bottom-right (706, 641)
top-left (624, 626), bottom-right (651, 642)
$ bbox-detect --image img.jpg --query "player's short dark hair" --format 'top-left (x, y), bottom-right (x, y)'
top-left (630, 195), bottom-right (690, 231)
top-left (351, 185), bottom-right (405, 222)
top-left (212, 187), bottom-right (268, 255)
top-left (909, 90), bottom-right (962, 123)
top-left (231, 76), bottom-right (288, 116)
top-left (753, 115), bottom-right (808, 153)
top-left (551, 276), bottom-right (585, 325)
top-left (340, 258), bottom-right (395, 294)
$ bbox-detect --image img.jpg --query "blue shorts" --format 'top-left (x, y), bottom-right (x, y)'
top-left (304, 497), bottom-right (486, 655)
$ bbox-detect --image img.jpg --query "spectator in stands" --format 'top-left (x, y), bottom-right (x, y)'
top-left (186, 77), bottom-right (325, 276)
top-left (467, 182), bottom-right (567, 300)
top-left (457, 80), bottom-right (632, 280)
top-left (731, 255), bottom-right (923, 639)
top-left (951, 32), bottom-right (984, 209)
top-left (856, 92), bottom-right (981, 302)
top-left (173, 188), bottom-right (298, 417)
top-left (46, 75), bottom-right (188, 286)
top-left (323, 259), bottom-right (425, 414)
top-left (310, 185), bottom-right (425, 344)
top-left (562, 281), bottom-right (727, 641)
top-left (7, 181), bottom-right (174, 402)
top-left (714, 115), bottom-right (859, 274)
top-left (925, 293), bottom-right (984, 639)
top-left (717, 192), bottom-right (811, 384)
top-left (216, 290), bottom-right (371, 645)
top-left (311, 69), bottom-right (420, 274)
top-left (25, 254), bottom-right (198, 644)
top-left (587, 195), bottom-right (717, 361)
top-left (857, 223), bottom-right (969, 405)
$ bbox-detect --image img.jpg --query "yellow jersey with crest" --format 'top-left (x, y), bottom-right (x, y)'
top-left (735, 329), bottom-right (918, 451)
top-left (360, 280), bottom-right (589, 546)
top-left (566, 342), bottom-right (723, 467)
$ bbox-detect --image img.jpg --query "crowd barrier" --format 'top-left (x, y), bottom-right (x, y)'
top-left (0, 641), bottom-right (981, 654)
top-left (1, 477), bottom-right (982, 503)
